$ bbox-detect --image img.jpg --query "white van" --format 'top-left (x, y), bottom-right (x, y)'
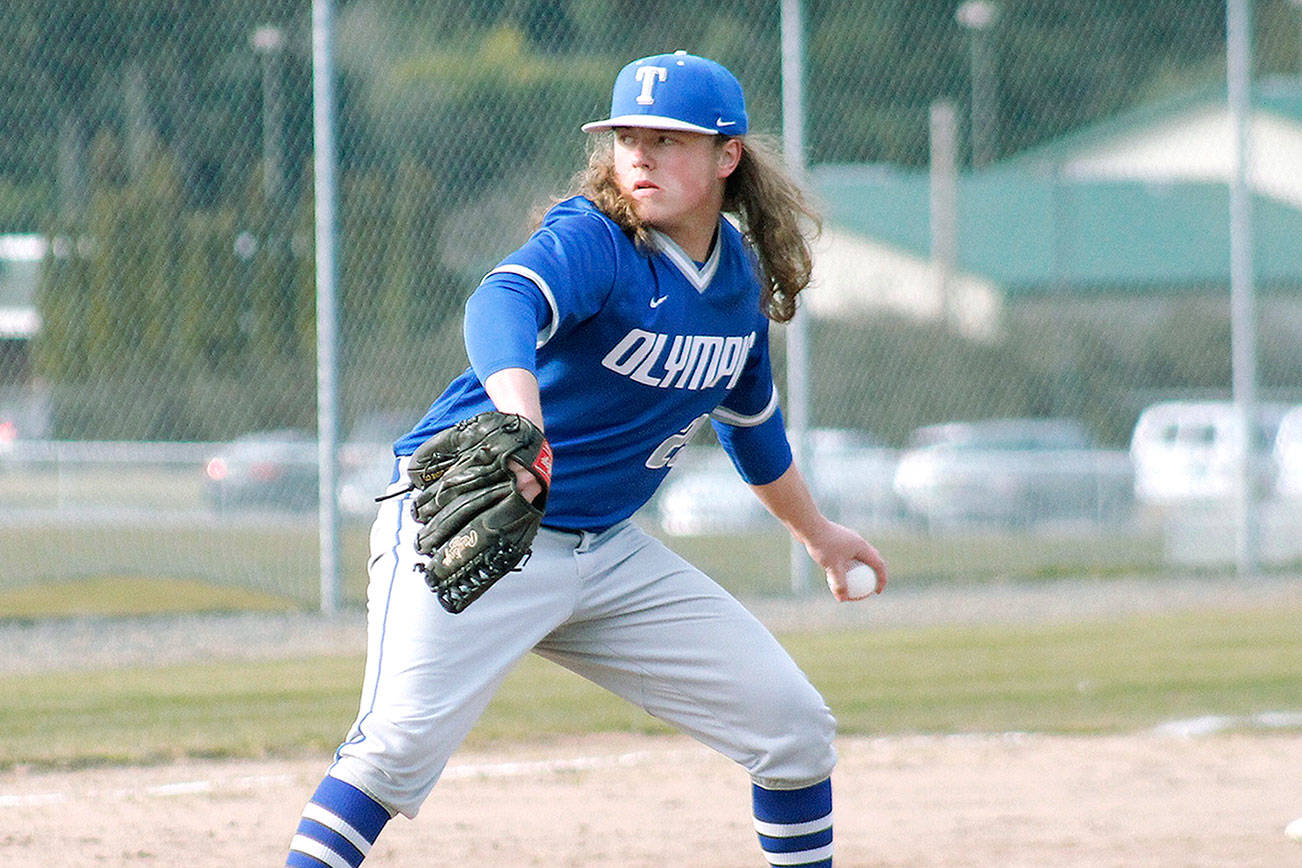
top-left (1129, 401), bottom-right (1288, 505)
top-left (1273, 406), bottom-right (1302, 499)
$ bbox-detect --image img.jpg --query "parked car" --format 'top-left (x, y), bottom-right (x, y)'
top-left (0, 386), bottom-right (52, 459)
top-left (338, 410), bottom-right (417, 518)
top-left (0, 415), bottom-right (15, 455)
top-left (340, 410), bottom-right (415, 469)
top-left (654, 429), bottom-right (900, 535)
top-left (205, 412), bottom-right (417, 515)
top-left (892, 418), bottom-right (1133, 527)
top-left (204, 429), bottom-right (318, 512)
top-left (339, 448), bottom-right (401, 519)
top-left (1129, 401), bottom-right (1287, 505)
top-left (1271, 405), bottom-right (1302, 499)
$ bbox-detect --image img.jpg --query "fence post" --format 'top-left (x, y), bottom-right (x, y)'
top-left (781, 0), bottom-right (813, 595)
top-left (313, 0), bottom-right (342, 613)
top-left (1226, 0), bottom-right (1259, 578)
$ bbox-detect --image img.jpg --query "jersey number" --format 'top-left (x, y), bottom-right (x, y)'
top-left (645, 414), bottom-right (708, 470)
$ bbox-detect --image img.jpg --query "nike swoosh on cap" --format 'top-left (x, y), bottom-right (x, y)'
top-left (716, 118), bottom-right (737, 127)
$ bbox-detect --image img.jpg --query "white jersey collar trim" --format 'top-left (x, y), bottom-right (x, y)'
top-left (647, 224), bottom-right (721, 293)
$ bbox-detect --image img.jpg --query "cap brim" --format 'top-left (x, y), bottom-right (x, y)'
top-left (581, 114), bottom-right (720, 135)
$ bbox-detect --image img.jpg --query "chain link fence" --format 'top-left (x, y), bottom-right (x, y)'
top-left (2, 1), bottom-right (1301, 607)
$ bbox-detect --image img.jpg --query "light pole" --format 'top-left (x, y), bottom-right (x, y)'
top-left (956, 0), bottom-right (1000, 167)
top-left (251, 25), bottom-right (285, 204)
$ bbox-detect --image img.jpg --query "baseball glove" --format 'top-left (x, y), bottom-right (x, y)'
top-left (406, 411), bottom-right (552, 613)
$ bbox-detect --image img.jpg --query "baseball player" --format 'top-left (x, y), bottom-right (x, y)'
top-left (286, 50), bottom-right (887, 868)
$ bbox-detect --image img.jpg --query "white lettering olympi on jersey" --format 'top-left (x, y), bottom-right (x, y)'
top-left (688, 336), bottom-right (724, 390)
top-left (630, 333), bottom-right (669, 386)
top-left (601, 328), bottom-right (755, 391)
top-left (601, 329), bottom-right (658, 375)
top-left (659, 335), bottom-right (692, 386)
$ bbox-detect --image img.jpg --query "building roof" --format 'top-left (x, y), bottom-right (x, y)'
top-left (811, 165), bottom-right (1302, 295)
top-left (1001, 76), bottom-right (1302, 172)
top-left (811, 76), bottom-right (1302, 296)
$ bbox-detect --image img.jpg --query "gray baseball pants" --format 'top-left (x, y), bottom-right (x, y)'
top-left (329, 477), bottom-right (837, 818)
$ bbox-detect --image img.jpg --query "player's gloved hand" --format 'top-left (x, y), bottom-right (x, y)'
top-left (406, 411), bottom-right (552, 613)
top-left (510, 459), bottom-right (545, 504)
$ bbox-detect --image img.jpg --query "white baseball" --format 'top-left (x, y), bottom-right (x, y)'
top-left (1286, 817), bottom-right (1302, 842)
top-left (830, 561), bottom-right (878, 599)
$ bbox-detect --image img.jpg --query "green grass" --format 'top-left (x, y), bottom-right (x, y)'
top-left (0, 520), bottom-right (1166, 610)
top-left (0, 576), bottom-right (298, 619)
top-left (0, 521), bottom-right (374, 609)
top-left (2, 603), bottom-right (1298, 770)
top-left (667, 528), bottom-right (1167, 593)
top-left (798, 607), bottom-right (1302, 734)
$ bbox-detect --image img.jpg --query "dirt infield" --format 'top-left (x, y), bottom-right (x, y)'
top-left (3, 574), bottom-right (1300, 865)
top-left (3, 730), bottom-right (1299, 867)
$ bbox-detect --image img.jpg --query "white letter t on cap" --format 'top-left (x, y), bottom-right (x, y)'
top-left (635, 66), bottom-right (667, 105)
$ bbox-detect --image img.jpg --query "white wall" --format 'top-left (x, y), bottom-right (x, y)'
top-left (806, 228), bottom-right (1003, 341)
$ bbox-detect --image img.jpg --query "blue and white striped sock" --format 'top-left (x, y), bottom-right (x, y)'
top-left (752, 778), bottom-right (834, 867)
top-left (287, 775), bottom-right (391, 867)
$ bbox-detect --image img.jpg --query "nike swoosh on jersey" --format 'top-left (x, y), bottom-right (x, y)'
top-left (649, 295), bottom-right (670, 308)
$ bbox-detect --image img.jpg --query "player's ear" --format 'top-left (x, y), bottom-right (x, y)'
top-left (716, 137), bottom-right (743, 180)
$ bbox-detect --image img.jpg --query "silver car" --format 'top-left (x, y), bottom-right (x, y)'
top-left (892, 418), bottom-right (1133, 528)
top-left (204, 429), bottom-right (318, 512)
top-left (655, 429), bottom-right (900, 536)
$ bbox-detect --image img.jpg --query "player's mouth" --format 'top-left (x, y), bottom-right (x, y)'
top-left (631, 180), bottom-right (659, 192)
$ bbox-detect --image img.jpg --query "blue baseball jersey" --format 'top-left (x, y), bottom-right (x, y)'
top-left (394, 196), bottom-right (792, 531)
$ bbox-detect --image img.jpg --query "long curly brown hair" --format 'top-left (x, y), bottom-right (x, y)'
top-left (565, 133), bottom-right (820, 323)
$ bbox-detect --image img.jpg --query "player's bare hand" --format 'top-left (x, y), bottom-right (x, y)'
top-left (804, 521), bottom-right (887, 602)
top-left (824, 543), bottom-right (887, 601)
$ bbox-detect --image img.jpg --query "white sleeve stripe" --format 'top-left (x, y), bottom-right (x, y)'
top-left (762, 843), bottom-right (835, 865)
top-left (289, 834), bottom-right (354, 868)
top-left (302, 803), bottom-right (373, 855)
top-left (483, 264), bottom-right (560, 348)
top-left (711, 389), bottom-right (779, 427)
top-left (753, 810), bottom-right (834, 837)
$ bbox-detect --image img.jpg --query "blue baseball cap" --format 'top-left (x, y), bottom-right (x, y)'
top-left (582, 50), bottom-right (749, 136)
